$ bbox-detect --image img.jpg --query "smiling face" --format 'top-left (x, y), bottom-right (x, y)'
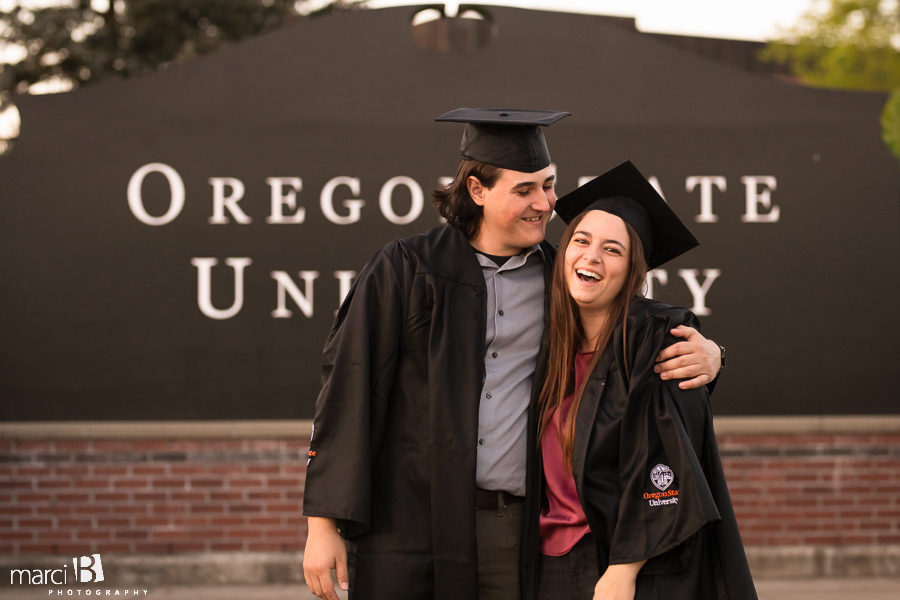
top-left (564, 210), bottom-right (632, 317)
top-left (467, 164), bottom-right (557, 256)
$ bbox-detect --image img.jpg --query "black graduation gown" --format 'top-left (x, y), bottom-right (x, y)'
top-left (523, 298), bottom-right (757, 600)
top-left (304, 224), bottom-right (555, 600)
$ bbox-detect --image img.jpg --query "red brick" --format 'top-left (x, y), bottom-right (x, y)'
top-left (131, 441), bottom-right (173, 451)
top-left (95, 493), bottom-right (130, 502)
top-left (172, 492), bottom-right (206, 502)
top-left (191, 504), bottom-right (225, 514)
top-left (152, 479), bottom-right (188, 489)
top-left (59, 519), bottom-right (94, 528)
top-left (266, 478), bottom-right (301, 488)
top-left (18, 543), bottom-right (56, 553)
top-left (115, 530), bottom-right (149, 540)
top-left (5, 480), bottom-right (34, 489)
top-left (16, 466), bottom-right (52, 477)
top-left (264, 503), bottom-right (299, 513)
top-left (246, 465), bottom-right (280, 475)
top-left (96, 518), bottom-right (131, 528)
top-left (57, 493), bottom-right (91, 502)
top-left (14, 493), bottom-right (52, 503)
top-left (247, 516), bottom-right (282, 526)
top-left (79, 531), bottom-right (112, 540)
top-left (226, 528), bottom-right (263, 538)
top-left (151, 504), bottom-right (190, 515)
top-left (228, 478), bottom-right (264, 488)
top-left (247, 542), bottom-right (283, 551)
top-left (35, 531), bottom-right (72, 540)
top-left (210, 491), bottom-right (244, 501)
top-left (210, 517), bottom-right (245, 526)
top-left (168, 541), bottom-right (206, 552)
top-left (96, 543), bottom-right (131, 553)
top-left (191, 479), bottom-right (226, 488)
top-left (172, 517), bottom-right (208, 527)
top-left (74, 479), bottom-right (113, 489)
top-left (132, 466), bottom-right (167, 476)
top-left (248, 491), bottom-right (282, 501)
top-left (110, 506), bottom-right (146, 515)
top-left (133, 492), bottom-right (167, 502)
top-left (93, 466), bottom-right (129, 476)
top-left (227, 504), bottom-right (262, 513)
top-left (37, 505), bottom-right (73, 515)
top-left (210, 542), bottom-right (244, 551)
top-left (0, 531), bottom-right (33, 540)
top-left (135, 517), bottom-right (170, 527)
top-left (207, 465), bottom-right (243, 475)
top-left (113, 480), bottom-right (150, 489)
top-left (17, 518), bottom-right (53, 528)
top-left (170, 466), bottom-right (206, 475)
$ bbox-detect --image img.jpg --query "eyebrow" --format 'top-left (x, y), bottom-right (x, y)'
top-left (511, 174), bottom-right (556, 190)
top-left (573, 231), bottom-right (627, 247)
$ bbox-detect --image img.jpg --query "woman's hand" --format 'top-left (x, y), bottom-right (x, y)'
top-left (593, 561), bottom-right (645, 600)
top-left (303, 517), bottom-right (349, 600)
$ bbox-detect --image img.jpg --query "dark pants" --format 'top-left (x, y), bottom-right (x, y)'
top-left (537, 534), bottom-right (600, 600)
top-left (476, 499), bottom-right (525, 600)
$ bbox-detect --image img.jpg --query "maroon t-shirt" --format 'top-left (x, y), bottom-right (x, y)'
top-left (539, 351), bottom-right (594, 556)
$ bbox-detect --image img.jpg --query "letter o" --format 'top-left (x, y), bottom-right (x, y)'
top-left (379, 176), bottom-right (423, 225)
top-left (127, 162), bottom-right (185, 226)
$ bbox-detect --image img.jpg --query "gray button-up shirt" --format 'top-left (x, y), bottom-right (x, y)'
top-left (474, 245), bottom-right (546, 497)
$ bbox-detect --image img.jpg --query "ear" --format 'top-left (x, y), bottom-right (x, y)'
top-left (467, 175), bottom-right (486, 207)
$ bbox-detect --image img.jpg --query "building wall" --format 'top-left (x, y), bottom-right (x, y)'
top-left (2, 418), bottom-right (899, 579)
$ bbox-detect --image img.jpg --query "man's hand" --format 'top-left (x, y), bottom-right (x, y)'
top-left (654, 325), bottom-right (721, 390)
top-left (303, 517), bottom-right (349, 600)
top-left (593, 561), bottom-right (645, 600)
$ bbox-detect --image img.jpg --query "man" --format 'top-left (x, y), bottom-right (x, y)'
top-left (302, 109), bottom-right (721, 600)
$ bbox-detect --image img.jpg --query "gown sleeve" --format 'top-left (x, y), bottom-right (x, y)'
top-left (301, 241), bottom-right (407, 537)
top-left (608, 307), bottom-right (722, 567)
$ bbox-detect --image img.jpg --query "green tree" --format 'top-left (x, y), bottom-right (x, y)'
top-left (0, 0), bottom-right (365, 152)
top-left (761, 0), bottom-right (900, 162)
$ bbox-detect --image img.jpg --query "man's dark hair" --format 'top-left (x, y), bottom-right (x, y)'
top-left (431, 160), bottom-right (502, 239)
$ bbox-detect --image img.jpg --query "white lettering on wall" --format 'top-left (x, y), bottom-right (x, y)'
top-left (320, 176), bottom-right (364, 225)
top-left (127, 162), bottom-right (185, 226)
top-left (645, 269), bottom-right (668, 299)
top-left (271, 271), bottom-right (320, 318)
top-left (686, 176), bottom-right (726, 223)
top-left (741, 176), bottom-right (780, 222)
top-left (334, 270), bottom-right (357, 307)
top-left (266, 177), bottom-right (305, 224)
top-left (208, 177), bottom-right (251, 224)
top-left (677, 268), bottom-right (721, 316)
top-left (190, 257), bottom-right (252, 320)
top-left (379, 176), bottom-right (423, 225)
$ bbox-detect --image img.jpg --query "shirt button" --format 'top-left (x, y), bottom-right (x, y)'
top-left (478, 439), bottom-right (485, 446)
top-left (491, 351), bottom-right (498, 358)
top-left (498, 309), bottom-right (504, 316)
top-left (485, 393), bottom-right (492, 399)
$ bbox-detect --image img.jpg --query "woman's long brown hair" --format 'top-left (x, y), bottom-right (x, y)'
top-left (537, 210), bottom-right (649, 471)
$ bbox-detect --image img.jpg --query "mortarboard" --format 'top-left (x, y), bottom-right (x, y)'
top-left (554, 161), bottom-right (699, 269)
top-left (435, 108), bottom-right (570, 173)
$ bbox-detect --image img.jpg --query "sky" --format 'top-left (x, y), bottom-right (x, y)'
top-left (365, 0), bottom-right (818, 41)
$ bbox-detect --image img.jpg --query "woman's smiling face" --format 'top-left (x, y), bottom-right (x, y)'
top-left (564, 210), bottom-right (631, 316)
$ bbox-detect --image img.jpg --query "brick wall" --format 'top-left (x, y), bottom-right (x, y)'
top-left (1, 419), bottom-right (898, 576)
top-left (719, 432), bottom-right (900, 546)
top-left (0, 435), bottom-right (309, 557)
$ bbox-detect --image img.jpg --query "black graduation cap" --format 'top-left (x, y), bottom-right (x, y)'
top-left (435, 108), bottom-right (570, 172)
top-left (555, 161), bottom-right (699, 269)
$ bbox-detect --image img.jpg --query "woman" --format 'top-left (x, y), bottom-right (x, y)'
top-left (524, 161), bottom-right (757, 600)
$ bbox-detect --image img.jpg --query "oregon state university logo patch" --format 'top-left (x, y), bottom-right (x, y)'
top-left (645, 464), bottom-right (679, 507)
top-left (650, 464), bottom-right (674, 491)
